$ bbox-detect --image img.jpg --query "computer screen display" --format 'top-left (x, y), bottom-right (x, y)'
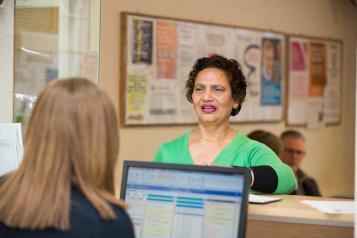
top-left (120, 161), bottom-right (249, 238)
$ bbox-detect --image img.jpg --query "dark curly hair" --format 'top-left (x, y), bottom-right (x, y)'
top-left (185, 55), bottom-right (247, 116)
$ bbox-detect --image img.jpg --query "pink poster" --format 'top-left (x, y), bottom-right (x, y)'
top-left (291, 41), bottom-right (307, 71)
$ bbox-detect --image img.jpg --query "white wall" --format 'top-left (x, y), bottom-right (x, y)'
top-left (0, 0), bottom-right (14, 123)
top-left (354, 47), bottom-right (357, 237)
top-left (100, 0), bottom-right (357, 196)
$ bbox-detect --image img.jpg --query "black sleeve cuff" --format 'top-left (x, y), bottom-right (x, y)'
top-left (250, 165), bottom-right (278, 193)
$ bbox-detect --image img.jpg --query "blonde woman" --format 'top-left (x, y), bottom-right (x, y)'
top-left (0, 78), bottom-right (135, 237)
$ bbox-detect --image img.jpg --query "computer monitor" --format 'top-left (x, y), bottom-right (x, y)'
top-left (120, 161), bottom-right (250, 238)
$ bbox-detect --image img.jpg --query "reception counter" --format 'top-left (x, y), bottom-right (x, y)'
top-left (246, 195), bottom-right (353, 238)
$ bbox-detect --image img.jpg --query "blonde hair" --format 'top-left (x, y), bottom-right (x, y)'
top-left (0, 78), bottom-right (125, 230)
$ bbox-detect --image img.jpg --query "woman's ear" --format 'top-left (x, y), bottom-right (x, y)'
top-left (233, 101), bottom-right (240, 109)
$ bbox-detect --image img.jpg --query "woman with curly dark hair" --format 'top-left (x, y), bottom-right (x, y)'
top-left (154, 55), bottom-right (296, 195)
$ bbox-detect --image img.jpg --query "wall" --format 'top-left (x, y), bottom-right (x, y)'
top-left (100, 0), bottom-right (357, 197)
top-left (355, 39), bottom-right (357, 238)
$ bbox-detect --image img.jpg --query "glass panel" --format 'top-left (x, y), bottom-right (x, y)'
top-left (13, 0), bottom-right (100, 132)
top-left (0, 0), bottom-right (14, 123)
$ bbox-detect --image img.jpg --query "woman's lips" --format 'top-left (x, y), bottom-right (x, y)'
top-left (201, 104), bottom-right (217, 113)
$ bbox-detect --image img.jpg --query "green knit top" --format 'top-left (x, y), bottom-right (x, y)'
top-left (153, 131), bottom-right (296, 194)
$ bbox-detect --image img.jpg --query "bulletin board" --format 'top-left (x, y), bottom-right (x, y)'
top-left (120, 12), bottom-right (286, 126)
top-left (286, 36), bottom-right (342, 128)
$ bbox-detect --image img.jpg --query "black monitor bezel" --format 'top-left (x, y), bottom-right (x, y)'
top-left (120, 160), bottom-right (250, 238)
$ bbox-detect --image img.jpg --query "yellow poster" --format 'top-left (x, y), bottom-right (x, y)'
top-left (126, 73), bottom-right (147, 121)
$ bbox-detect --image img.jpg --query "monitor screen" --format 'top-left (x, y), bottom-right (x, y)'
top-left (121, 162), bottom-right (249, 238)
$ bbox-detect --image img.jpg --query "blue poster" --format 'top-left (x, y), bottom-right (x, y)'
top-left (261, 38), bottom-right (282, 105)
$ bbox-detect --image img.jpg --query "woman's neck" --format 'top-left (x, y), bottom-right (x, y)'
top-left (195, 123), bottom-right (236, 143)
top-left (188, 123), bottom-right (238, 165)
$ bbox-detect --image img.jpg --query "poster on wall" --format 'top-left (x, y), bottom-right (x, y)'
top-left (233, 30), bottom-right (284, 122)
top-left (287, 36), bottom-right (342, 127)
top-left (121, 12), bottom-right (285, 126)
top-left (132, 19), bottom-right (153, 64)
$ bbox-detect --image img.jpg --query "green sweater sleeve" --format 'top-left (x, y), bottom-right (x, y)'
top-left (245, 142), bottom-right (297, 194)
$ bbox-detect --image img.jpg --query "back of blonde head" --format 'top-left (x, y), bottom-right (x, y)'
top-left (0, 78), bottom-right (124, 230)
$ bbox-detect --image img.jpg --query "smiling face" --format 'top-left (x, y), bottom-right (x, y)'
top-left (192, 67), bottom-right (238, 125)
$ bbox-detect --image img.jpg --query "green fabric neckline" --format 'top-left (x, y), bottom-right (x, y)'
top-left (184, 130), bottom-right (247, 165)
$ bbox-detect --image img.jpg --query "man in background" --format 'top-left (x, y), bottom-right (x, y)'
top-left (280, 130), bottom-right (321, 196)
